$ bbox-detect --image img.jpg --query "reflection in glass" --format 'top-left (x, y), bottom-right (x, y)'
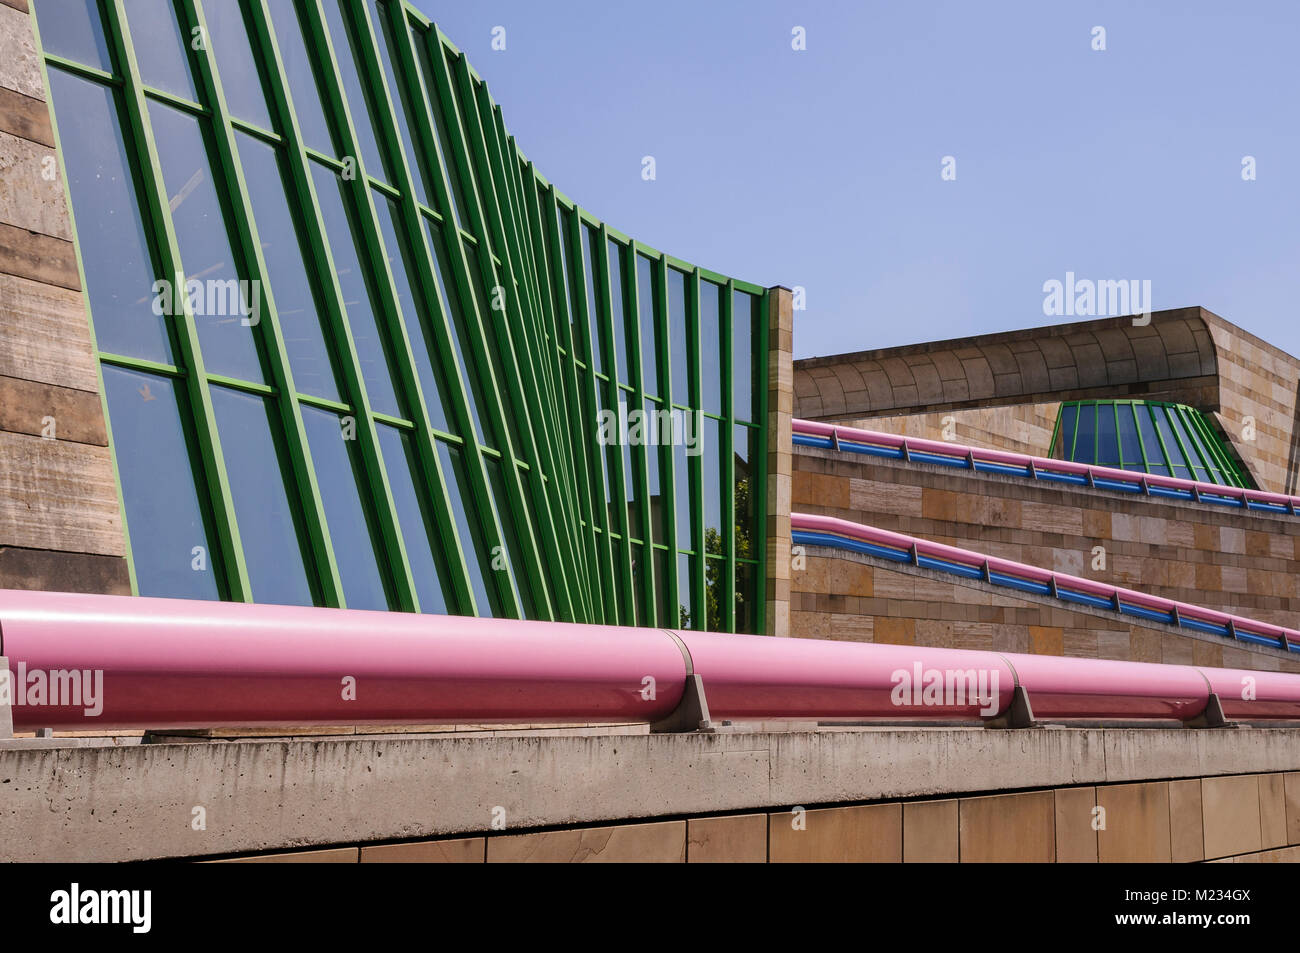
top-left (734, 563), bottom-right (754, 634)
top-left (33, 0), bottom-right (112, 71)
top-left (309, 160), bottom-right (403, 417)
top-left (1095, 403), bottom-right (1119, 466)
top-left (103, 366), bottom-right (220, 600)
top-left (236, 133), bottom-right (340, 400)
top-left (210, 386), bottom-right (315, 606)
top-left (124, 0), bottom-right (196, 100)
top-left (654, 547), bottom-right (671, 628)
top-left (703, 418), bottom-right (723, 554)
top-left (676, 553), bottom-right (694, 629)
top-left (674, 440), bottom-right (693, 551)
top-left (205, 0), bottom-right (273, 130)
top-left (705, 555), bottom-right (724, 631)
top-left (265, 0), bottom-right (335, 155)
top-left (302, 406), bottom-right (391, 611)
top-left (734, 425), bottom-right (757, 561)
top-left (149, 101), bottom-right (264, 383)
top-left (48, 71), bottom-right (172, 364)
top-left (376, 424), bottom-right (450, 614)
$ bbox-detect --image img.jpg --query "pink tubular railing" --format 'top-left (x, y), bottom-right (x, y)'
top-left (792, 418), bottom-right (1299, 513)
top-left (791, 512), bottom-right (1300, 650)
top-left (3, 588), bottom-right (1300, 731)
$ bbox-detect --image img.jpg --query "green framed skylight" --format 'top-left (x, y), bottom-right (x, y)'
top-left (1051, 400), bottom-right (1251, 489)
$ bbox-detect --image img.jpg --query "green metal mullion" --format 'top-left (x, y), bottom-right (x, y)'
top-left (187, 0), bottom-right (351, 608)
top-left (754, 288), bottom-right (770, 634)
top-left (1048, 401), bottom-right (1064, 457)
top-left (1130, 402), bottom-right (1152, 470)
top-left (687, 269), bottom-right (706, 626)
top-left (1162, 405), bottom-right (1201, 479)
top-left (1146, 404), bottom-right (1177, 474)
top-left (656, 255), bottom-right (679, 623)
top-left (1191, 410), bottom-right (1244, 486)
top-left (595, 229), bottom-right (635, 622)
top-left (564, 209), bottom-right (618, 622)
top-left (543, 192), bottom-right (601, 621)
top-left (623, 239), bottom-right (656, 625)
top-left (464, 78), bottom-right (578, 622)
top-left (381, 2), bottom-right (517, 617)
top-left (428, 41), bottom-right (551, 621)
top-left (722, 279), bottom-right (736, 632)
top-left (103, 0), bottom-right (252, 602)
top-left (521, 165), bottom-right (587, 607)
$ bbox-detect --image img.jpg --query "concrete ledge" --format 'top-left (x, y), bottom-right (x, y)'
top-left (5, 725), bottom-right (1300, 861)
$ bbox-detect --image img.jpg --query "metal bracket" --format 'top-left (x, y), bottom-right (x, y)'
top-left (984, 685), bottom-right (1036, 729)
top-left (650, 674), bottom-right (715, 733)
top-left (1185, 692), bottom-right (1236, 729)
top-left (830, 428), bottom-right (841, 451)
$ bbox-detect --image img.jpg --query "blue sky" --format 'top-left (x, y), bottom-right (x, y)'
top-left (414, 0), bottom-right (1300, 360)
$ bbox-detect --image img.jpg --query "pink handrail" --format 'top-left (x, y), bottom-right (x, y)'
top-left (3, 588), bottom-right (1300, 730)
top-left (793, 418), bottom-right (1297, 511)
top-left (791, 512), bottom-right (1300, 647)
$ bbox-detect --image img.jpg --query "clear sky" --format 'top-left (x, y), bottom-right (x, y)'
top-left (413, 0), bottom-right (1300, 360)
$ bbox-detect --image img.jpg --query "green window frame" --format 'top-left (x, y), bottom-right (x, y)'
top-left (33, 0), bottom-right (770, 632)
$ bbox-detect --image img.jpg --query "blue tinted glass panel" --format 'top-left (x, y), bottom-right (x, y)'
top-left (1153, 410), bottom-right (1190, 476)
top-left (412, 23), bottom-right (468, 226)
top-left (321, 0), bottom-right (391, 182)
top-left (636, 255), bottom-right (660, 397)
top-left (732, 291), bottom-right (757, 422)
top-left (210, 386), bottom-right (315, 606)
top-left (734, 562), bottom-right (754, 634)
top-left (103, 366), bottom-right (220, 600)
top-left (1117, 404), bottom-right (1143, 466)
top-left (423, 219), bottom-right (486, 442)
top-left (1056, 403), bottom-right (1077, 456)
top-left (371, 1), bottom-right (427, 205)
top-left (581, 225), bottom-right (605, 376)
top-left (608, 240), bottom-right (631, 383)
top-left (734, 425), bottom-right (757, 561)
top-left (1134, 406), bottom-right (1169, 475)
top-left (465, 242), bottom-right (521, 449)
top-left (376, 424), bottom-right (450, 614)
top-left (674, 433), bottom-right (693, 551)
top-left (645, 403), bottom-right (666, 547)
top-left (374, 195), bottom-right (451, 432)
top-left (436, 441), bottom-right (501, 617)
top-left (1095, 403), bottom-right (1120, 466)
top-left (48, 70), bottom-right (172, 364)
top-left (33, 0), bottom-right (112, 71)
top-left (705, 555), bottom-right (723, 631)
top-left (266, 0), bottom-right (334, 155)
top-left (667, 269), bottom-right (690, 406)
top-left (150, 101), bottom-right (264, 383)
top-left (703, 418), bottom-right (723, 554)
top-left (302, 406), bottom-right (390, 611)
top-left (236, 133), bottom-right (340, 400)
top-left (654, 547), bottom-right (671, 628)
top-left (205, 0), bottom-right (273, 130)
top-left (676, 553), bottom-right (694, 629)
top-left (1071, 403), bottom-right (1097, 464)
top-left (1167, 409), bottom-right (1207, 479)
top-left (125, 0), bottom-right (197, 100)
top-left (485, 458), bottom-right (533, 618)
top-left (309, 160), bottom-right (403, 417)
top-left (700, 281), bottom-right (723, 416)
